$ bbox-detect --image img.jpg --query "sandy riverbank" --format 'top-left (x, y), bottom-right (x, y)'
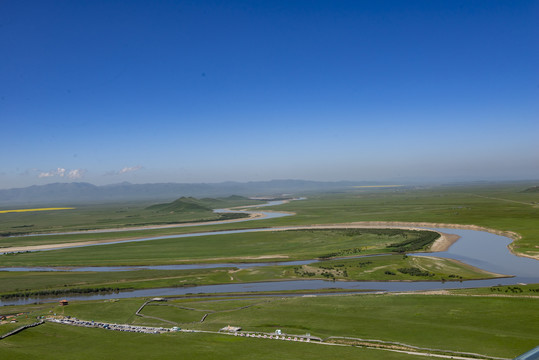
top-left (429, 232), bottom-right (461, 252)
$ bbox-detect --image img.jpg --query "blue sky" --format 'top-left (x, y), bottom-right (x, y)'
top-left (1, 0), bottom-right (538, 189)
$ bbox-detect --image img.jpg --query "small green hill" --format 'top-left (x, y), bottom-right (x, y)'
top-left (146, 195), bottom-right (259, 213)
top-left (146, 197), bottom-right (212, 212)
top-left (521, 186), bottom-right (539, 193)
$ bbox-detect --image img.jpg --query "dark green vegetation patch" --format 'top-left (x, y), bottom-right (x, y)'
top-left (521, 185), bottom-right (539, 193)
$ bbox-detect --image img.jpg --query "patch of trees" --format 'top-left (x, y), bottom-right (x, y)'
top-left (293, 267), bottom-right (316, 277)
top-left (1, 225), bottom-right (34, 237)
top-left (1, 287), bottom-right (125, 299)
top-left (387, 231), bottom-right (440, 253)
top-left (293, 266), bottom-right (348, 278)
top-left (318, 247), bottom-right (362, 259)
top-left (489, 286), bottom-right (539, 293)
top-left (0, 231), bottom-right (31, 237)
top-left (178, 283), bottom-right (198, 288)
top-left (287, 228), bottom-right (411, 237)
top-left (1, 251), bottom-right (31, 256)
top-left (341, 229), bottom-right (408, 237)
top-left (320, 271), bottom-right (335, 279)
top-left (397, 267), bottom-right (434, 277)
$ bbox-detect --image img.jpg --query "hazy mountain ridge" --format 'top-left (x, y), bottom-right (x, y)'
top-left (0, 180), bottom-right (373, 206)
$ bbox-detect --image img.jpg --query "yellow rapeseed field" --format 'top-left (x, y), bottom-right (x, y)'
top-left (0, 207), bottom-right (75, 214)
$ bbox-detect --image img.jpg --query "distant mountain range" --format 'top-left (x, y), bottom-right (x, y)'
top-left (0, 180), bottom-right (387, 206)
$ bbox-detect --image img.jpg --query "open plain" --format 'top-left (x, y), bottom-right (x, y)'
top-left (1, 183), bottom-right (538, 359)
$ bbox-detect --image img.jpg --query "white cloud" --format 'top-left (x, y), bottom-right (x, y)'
top-left (67, 169), bottom-right (86, 179)
top-left (38, 167), bottom-right (86, 179)
top-left (38, 168), bottom-right (62, 178)
top-left (119, 165), bottom-right (143, 174)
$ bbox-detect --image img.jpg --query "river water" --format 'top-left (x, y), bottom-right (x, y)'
top-left (1, 201), bottom-right (538, 306)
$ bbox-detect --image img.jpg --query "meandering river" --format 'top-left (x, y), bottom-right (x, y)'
top-left (1, 201), bottom-right (538, 306)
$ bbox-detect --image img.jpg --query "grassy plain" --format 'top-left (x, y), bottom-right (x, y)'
top-left (0, 229), bottom-right (437, 266)
top-left (182, 294), bottom-right (538, 358)
top-left (0, 196), bottom-right (258, 237)
top-left (2, 291), bottom-right (538, 359)
top-left (2, 183), bottom-right (537, 258)
top-left (0, 322), bottom-right (423, 360)
top-left (1, 182), bottom-right (538, 359)
top-left (449, 283), bottom-right (539, 296)
top-left (263, 183), bottom-right (539, 258)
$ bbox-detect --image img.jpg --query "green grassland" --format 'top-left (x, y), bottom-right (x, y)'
top-left (226, 255), bottom-right (501, 284)
top-left (0, 196), bottom-right (259, 237)
top-left (140, 303), bottom-right (209, 323)
top-left (1, 182), bottom-right (538, 359)
top-left (258, 183), bottom-right (539, 258)
top-left (285, 254), bottom-right (500, 281)
top-left (0, 229), bottom-right (439, 266)
top-left (2, 183), bottom-right (536, 259)
top-left (2, 292), bottom-right (537, 359)
top-left (0, 315), bottom-right (37, 336)
top-left (0, 268), bottom-right (229, 299)
top-left (0, 323), bottom-right (422, 360)
top-left (449, 283), bottom-right (539, 296)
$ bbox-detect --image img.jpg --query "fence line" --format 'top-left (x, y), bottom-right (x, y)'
top-left (0, 320), bottom-right (44, 340)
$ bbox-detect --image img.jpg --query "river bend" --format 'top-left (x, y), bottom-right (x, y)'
top-left (1, 201), bottom-right (538, 306)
